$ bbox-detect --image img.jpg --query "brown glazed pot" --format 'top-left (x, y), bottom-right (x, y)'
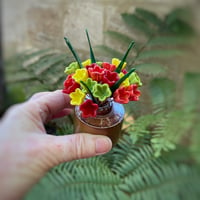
top-left (74, 99), bottom-right (125, 145)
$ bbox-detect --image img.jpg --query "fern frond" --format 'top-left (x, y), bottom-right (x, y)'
top-left (135, 8), bottom-right (162, 27)
top-left (137, 49), bottom-right (183, 60)
top-left (121, 13), bottom-right (153, 36)
top-left (134, 63), bottom-right (167, 76)
top-left (151, 110), bottom-right (195, 157)
top-left (147, 36), bottom-right (190, 46)
top-left (127, 114), bottom-right (158, 144)
top-left (149, 78), bottom-right (176, 111)
top-left (5, 49), bottom-right (73, 100)
top-left (26, 134), bottom-right (200, 200)
top-left (26, 156), bottom-right (123, 200)
top-left (105, 31), bottom-right (134, 47)
top-left (95, 45), bottom-right (124, 58)
top-left (183, 73), bottom-right (200, 111)
top-left (121, 163), bottom-right (200, 200)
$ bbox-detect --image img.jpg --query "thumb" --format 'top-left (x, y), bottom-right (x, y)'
top-left (45, 133), bottom-right (112, 166)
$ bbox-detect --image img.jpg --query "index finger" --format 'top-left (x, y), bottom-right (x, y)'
top-left (29, 90), bottom-right (73, 122)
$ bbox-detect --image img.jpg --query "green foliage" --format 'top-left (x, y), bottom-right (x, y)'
top-left (136, 49), bottom-right (183, 60)
top-left (5, 49), bottom-right (73, 104)
top-left (99, 7), bottom-right (194, 77)
top-left (121, 13), bottom-right (153, 36)
top-left (135, 63), bottom-right (167, 76)
top-left (127, 72), bottom-right (199, 157)
top-left (182, 72), bottom-right (200, 111)
top-left (149, 78), bottom-right (176, 111)
top-left (26, 135), bottom-right (200, 200)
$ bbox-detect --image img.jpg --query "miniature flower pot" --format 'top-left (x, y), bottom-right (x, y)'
top-left (74, 99), bottom-right (125, 145)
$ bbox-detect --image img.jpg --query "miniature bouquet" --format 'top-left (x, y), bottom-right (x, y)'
top-left (62, 30), bottom-right (142, 118)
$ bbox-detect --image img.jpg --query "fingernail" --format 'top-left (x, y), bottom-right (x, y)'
top-left (95, 137), bottom-right (112, 155)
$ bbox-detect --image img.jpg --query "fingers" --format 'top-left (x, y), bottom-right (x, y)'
top-left (28, 90), bottom-right (73, 122)
top-left (46, 134), bottom-right (112, 166)
top-left (29, 91), bottom-right (52, 101)
top-left (52, 108), bottom-right (73, 119)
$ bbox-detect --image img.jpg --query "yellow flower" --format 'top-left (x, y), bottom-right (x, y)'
top-left (82, 59), bottom-right (91, 67)
top-left (112, 58), bottom-right (127, 70)
top-left (119, 72), bottom-right (130, 87)
top-left (72, 68), bottom-right (88, 83)
top-left (69, 88), bottom-right (86, 105)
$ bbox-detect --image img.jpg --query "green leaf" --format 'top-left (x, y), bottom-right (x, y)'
top-left (115, 41), bottom-right (135, 73)
top-left (85, 29), bottom-right (96, 63)
top-left (151, 110), bottom-right (194, 157)
top-left (134, 63), bottom-right (167, 75)
top-left (137, 49), bottom-right (183, 60)
top-left (105, 31), bottom-right (134, 46)
top-left (95, 45), bottom-right (124, 59)
top-left (135, 8), bottom-right (162, 27)
top-left (147, 36), bottom-right (189, 46)
top-left (183, 72), bottom-right (200, 111)
top-left (121, 13), bottom-right (153, 36)
top-left (111, 68), bottom-right (136, 93)
top-left (80, 81), bottom-right (97, 104)
top-left (64, 37), bottom-right (83, 68)
top-left (165, 8), bottom-right (191, 26)
top-left (149, 78), bottom-right (176, 110)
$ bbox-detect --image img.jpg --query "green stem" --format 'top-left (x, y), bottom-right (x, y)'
top-left (85, 29), bottom-right (96, 63)
top-left (80, 81), bottom-right (98, 104)
top-left (64, 37), bottom-right (83, 68)
top-left (111, 68), bottom-right (136, 93)
top-left (115, 41), bottom-right (135, 73)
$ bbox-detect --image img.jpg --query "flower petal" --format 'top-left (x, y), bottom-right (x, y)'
top-left (93, 83), bottom-right (112, 101)
top-left (64, 62), bottom-right (79, 74)
top-left (63, 75), bottom-right (80, 94)
top-left (69, 88), bottom-right (86, 105)
top-left (80, 99), bottom-right (99, 118)
top-left (72, 68), bottom-right (88, 83)
top-left (112, 58), bottom-right (126, 69)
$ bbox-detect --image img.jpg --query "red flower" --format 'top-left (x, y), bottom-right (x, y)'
top-left (102, 70), bottom-right (119, 87)
top-left (63, 75), bottom-right (80, 94)
top-left (85, 63), bottom-right (97, 70)
top-left (88, 65), bottom-right (105, 82)
top-left (122, 69), bottom-right (128, 74)
top-left (113, 86), bottom-right (131, 104)
top-left (129, 84), bottom-right (141, 101)
top-left (80, 99), bottom-right (99, 118)
top-left (102, 62), bottom-right (116, 72)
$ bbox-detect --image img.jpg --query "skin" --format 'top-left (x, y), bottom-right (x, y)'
top-left (0, 90), bottom-right (112, 200)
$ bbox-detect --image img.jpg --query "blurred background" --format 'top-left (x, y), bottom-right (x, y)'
top-left (1, 0), bottom-right (200, 111)
top-left (1, 0), bottom-right (200, 199)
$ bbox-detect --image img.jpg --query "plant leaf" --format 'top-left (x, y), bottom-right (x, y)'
top-left (105, 31), bottom-right (134, 46)
top-left (147, 36), bottom-right (189, 46)
top-left (134, 63), bottom-right (167, 75)
top-left (85, 29), bottom-right (96, 63)
top-left (135, 8), bottom-right (162, 27)
top-left (115, 41), bottom-right (135, 73)
top-left (95, 45), bottom-right (124, 58)
top-left (137, 49), bottom-right (183, 60)
top-left (121, 13), bottom-right (153, 36)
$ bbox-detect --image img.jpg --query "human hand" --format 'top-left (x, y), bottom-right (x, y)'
top-left (0, 90), bottom-right (112, 200)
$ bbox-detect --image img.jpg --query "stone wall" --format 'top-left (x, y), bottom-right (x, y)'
top-left (2, 0), bottom-right (199, 57)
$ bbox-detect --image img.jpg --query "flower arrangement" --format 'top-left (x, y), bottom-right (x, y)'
top-left (63, 30), bottom-right (142, 118)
